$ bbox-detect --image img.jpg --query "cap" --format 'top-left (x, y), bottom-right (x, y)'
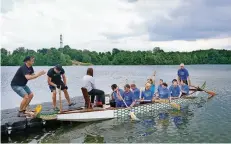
top-left (55, 64), bottom-right (62, 71)
top-left (23, 56), bottom-right (34, 62)
top-left (180, 63), bottom-right (184, 67)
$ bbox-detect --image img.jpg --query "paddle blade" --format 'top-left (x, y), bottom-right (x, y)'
top-left (35, 104), bottom-right (42, 114)
top-left (130, 111), bottom-right (139, 121)
top-left (170, 102), bottom-right (181, 110)
top-left (207, 91), bottom-right (216, 96)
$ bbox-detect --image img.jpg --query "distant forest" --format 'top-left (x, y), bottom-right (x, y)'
top-left (1, 45), bottom-right (231, 66)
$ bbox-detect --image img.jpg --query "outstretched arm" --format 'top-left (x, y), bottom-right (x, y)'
top-left (25, 71), bottom-right (45, 80)
top-left (152, 71), bottom-right (156, 84)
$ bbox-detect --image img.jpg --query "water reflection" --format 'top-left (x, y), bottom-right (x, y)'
top-left (84, 134), bottom-right (104, 143)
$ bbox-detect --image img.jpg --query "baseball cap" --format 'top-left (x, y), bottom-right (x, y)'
top-left (55, 64), bottom-right (62, 71)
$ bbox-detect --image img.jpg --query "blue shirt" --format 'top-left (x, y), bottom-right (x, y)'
top-left (157, 84), bottom-right (163, 93)
top-left (181, 84), bottom-right (189, 95)
top-left (132, 88), bottom-right (140, 100)
top-left (112, 88), bottom-right (124, 105)
top-left (150, 84), bottom-right (155, 94)
top-left (159, 87), bottom-right (170, 99)
top-left (169, 85), bottom-right (181, 97)
top-left (178, 68), bottom-right (189, 80)
top-left (141, 89), bottom-right (154, 101)
top-left (122, 91), bottom-right (135, 107)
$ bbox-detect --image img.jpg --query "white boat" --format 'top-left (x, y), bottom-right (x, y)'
top-left (56, 90), bottom-right (203, 122)
top-left (38, 82), bottom-right (207, 122)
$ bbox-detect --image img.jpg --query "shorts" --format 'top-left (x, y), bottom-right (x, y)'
top-left (49, 81), bottom-right (68, 92)
top-left (116, 102), bottom-right (124, 107)
top-left (11, 85), bottom-right (32, 98)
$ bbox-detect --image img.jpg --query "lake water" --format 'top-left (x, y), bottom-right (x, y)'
top-left (1, 65), bottom-right (231, 143)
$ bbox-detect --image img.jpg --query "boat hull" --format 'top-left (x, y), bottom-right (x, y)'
top-left (57, 109), bottom-right (115, 122)
top-left (57, 91), bottom-right (202, 122)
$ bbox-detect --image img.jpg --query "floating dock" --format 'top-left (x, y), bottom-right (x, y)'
top-left (1, 96), bottom-right (85, 135)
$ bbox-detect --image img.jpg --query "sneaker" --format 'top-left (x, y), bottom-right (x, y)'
top-left (68, 102), bottom-right (76, 106)
top-left (17, 110), bottom-right (26, 117)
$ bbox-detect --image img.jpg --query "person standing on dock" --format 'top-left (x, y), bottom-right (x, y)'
top-left (47, 64), bottom-right (76, 111)
top-left (82, 68), bottom-right (105, 107)
top-left (11, 56), bottom-right (46, 117)
top-left (177, 63), bottom-right (191, 85)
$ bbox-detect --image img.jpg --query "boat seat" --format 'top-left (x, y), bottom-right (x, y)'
top-left (81, 87), bottom-right (92, 109)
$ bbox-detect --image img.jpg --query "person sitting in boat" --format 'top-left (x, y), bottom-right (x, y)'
top-left (110, 84), bottom-right (124, 107)
top-left (130, 84), bottom-right (140, 100)
top-left (169, 79), bottom-right (181, 99)
top-left (180, 80), bottom-right (190, 96)
top-left (147, 71), bottom-right (156, 94)
top-left (158, 82), bottom-right (170, 99)
top-left (82, 68), bottom-right (105, 107)
top-left (140, 82), bottom-right (155, 104)
top-left (155, 79), bottom-right (163, 95)
top-left (121, 84), bottom-right (136, 107)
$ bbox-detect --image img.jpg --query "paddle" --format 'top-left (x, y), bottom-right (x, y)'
top-left (154, 98), bottom-right (181, 110)
top-left (121, 98), bottom-right (139, 121)
top-left (59, 86), bottom-right (62, 112)
top-left (117, 90), bottom-right (139, 121)
top-left (191, 85), bottom-right (216, 96)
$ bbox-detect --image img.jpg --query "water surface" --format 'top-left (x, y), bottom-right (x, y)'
top-left (1, 65), bottom-right (231, 143)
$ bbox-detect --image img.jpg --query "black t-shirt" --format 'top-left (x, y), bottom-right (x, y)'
top-left (11, 64), bottom-right (34, 86)
top-left (47, 68), bottom-right (65, 84)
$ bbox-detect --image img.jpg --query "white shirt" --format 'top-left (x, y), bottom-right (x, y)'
top-left (82, 75), bottom-right (96, 92)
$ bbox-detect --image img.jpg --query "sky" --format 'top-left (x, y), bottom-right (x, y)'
top-left (1, 0), bottom-right (231, 52)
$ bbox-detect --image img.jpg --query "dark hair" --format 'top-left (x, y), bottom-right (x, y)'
top-left (111, 84), bottom-right (117, 91)
top-left (55, 64), bottom-right (62, 71)
top-left (23, 56), bottom-right (34, 62)
top-left (87, 68), bottom-right (93, 77)
top-left (172, 79), bottom-right (177, 83)
top-left (181, 80), bottom-right (187, 84)
top-left (124, 84), bottom-right (130, 89)
top-left (160, 79), bottom-right (163, 82)
top-left (162, 82), bottom-right (168, 87)
top-left (130, 84), bottom-right (136, 87)
top-left (147, 79), bottom-right (153, 84)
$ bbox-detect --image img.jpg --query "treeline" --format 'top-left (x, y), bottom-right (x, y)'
top-left (1, 45), bottom-right (231, 66)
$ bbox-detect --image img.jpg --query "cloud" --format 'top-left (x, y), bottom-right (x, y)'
top-left (146, 0), bottom-right (231, 41)
top-left (1, 0), bottom-right (231, 52)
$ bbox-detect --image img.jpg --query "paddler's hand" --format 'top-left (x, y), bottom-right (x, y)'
top-left (118, 95), bottom-right (123, 101)
top-left (153, 71), bottom-right (156, 76)
top-left (38, 70), bottom-right (46, 76)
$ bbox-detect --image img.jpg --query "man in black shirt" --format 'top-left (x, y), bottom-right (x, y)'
top-left (47, 64), bottom-right (75, 111)
top-left (11, 56), bottom-right (46, 117)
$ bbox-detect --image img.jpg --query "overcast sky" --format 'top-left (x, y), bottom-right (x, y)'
top-left (1, 0), bottom-right (231, 52)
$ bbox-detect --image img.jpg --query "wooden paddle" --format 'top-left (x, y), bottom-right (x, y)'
top-left (117, 90), bottom-right (139, 121)
top-left (191, 85), bottom-right (216, 96)
top-left (154, 98), bottom-right (181, 110)
top-left (59, 86), bottom-right (62, 112)
top-left (121, 98), bottom-right (139, 121)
